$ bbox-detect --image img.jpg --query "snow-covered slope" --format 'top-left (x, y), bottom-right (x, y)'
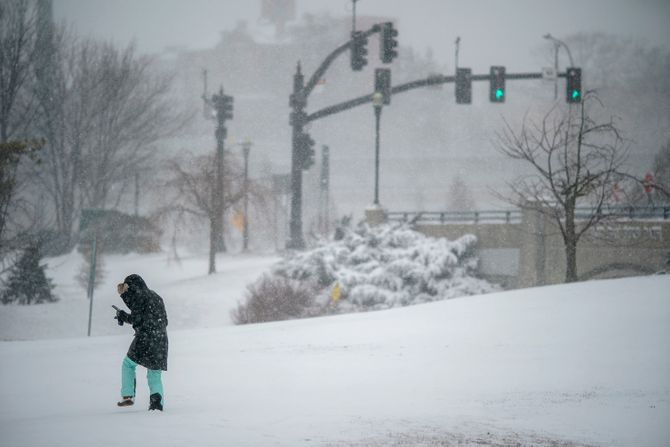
top-left (0, 260), bottom-right (668, 446)
top-left (0, 251), bottom-right (280, 340)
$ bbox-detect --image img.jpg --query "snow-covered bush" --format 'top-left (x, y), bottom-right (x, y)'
top-left (231, 274), bottom-right (317, 324)
top-left (234, 222), bottom-right (498, 323)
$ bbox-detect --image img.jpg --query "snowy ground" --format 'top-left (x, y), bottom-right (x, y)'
top-left (0, 251), bottom-right (669, 446)
top-left (0, 251), bottom-right (280, 340)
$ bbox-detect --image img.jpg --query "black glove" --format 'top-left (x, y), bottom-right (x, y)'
top-left (112, 305), bottom-right (130, 326)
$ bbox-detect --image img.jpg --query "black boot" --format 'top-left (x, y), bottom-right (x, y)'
top-left (149, 393), bottom-right (163, 411)
top-left (117, 396), bottom-right (134, 407)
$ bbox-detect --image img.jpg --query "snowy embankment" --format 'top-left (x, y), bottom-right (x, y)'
top-left (0, 256), bottom-right (668, 446)
top-left (0, 251), bottom-right (280, 340)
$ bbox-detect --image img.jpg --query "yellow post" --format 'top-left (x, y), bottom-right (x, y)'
top-left (330, 282), bottom-right (341, 305)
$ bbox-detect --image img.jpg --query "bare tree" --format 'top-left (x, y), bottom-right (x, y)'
top-left (163, 152), bottom-right (243, 274)
top-left (495, 91), bottom-right (632, 283)
top-left (30, 32), bottom-right (188, 248)
top-left (79, 43), bottom-right (185, 209)
top-left (32, 33), bottom-right (98, 247)
top-left (162, 151), bottom-right (272, 274)
top-left (0, 139), bottom-right (42, 243)
top-left (0, 0), bottom-right (38, 143)
top-left (0, 0), bottom-right (42, 244)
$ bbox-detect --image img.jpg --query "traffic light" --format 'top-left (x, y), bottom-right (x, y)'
top-left (296, 131), bottom-right (315, 170)
top-left (455, 68), bottom-right (471, 104)
top-left (489, 66), bottom-right (505, 102)
top-left (374, 68), bottom-right (391, 105)
top-left (566, 67), bottom-right (582, 103)
top-left (222, 94), bottom-right (233, 120)
top-left (213, 93), bottom-right (233, 121)
top-left (350, 31), bottom-right (368, 71)
top-left (379, 22), bottom-right (398, 63)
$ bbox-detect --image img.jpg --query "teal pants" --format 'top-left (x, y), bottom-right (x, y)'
top-left (121, 356), bottom-right (164, 399)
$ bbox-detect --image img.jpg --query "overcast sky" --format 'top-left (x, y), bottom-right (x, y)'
top-left (54, 0), bottom-right (670, 72)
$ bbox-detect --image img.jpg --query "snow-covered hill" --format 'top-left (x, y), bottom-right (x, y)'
top-left (0, 250), bottom-right (668, 446)
top-left (0, 251), bottom-right (280, 340)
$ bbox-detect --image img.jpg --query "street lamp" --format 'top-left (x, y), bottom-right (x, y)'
top-left (241, 140), bottom-right (252, 251)
top-left (543, 33), bottom-right (574, 100)
top-left (372, 91), bottom-right (384, 206)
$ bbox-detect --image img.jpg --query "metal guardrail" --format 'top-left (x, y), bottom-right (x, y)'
top-left (575, 205), bottom-right (670, 220)
top-left (388, 206), bottom-right (670, 225)
top-left (387, 210), bottom-right (522, 224)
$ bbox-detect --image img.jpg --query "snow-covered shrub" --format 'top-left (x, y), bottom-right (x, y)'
top-left (231, 274), bottom-right (317, 324)
top-left (234, 222), bottom-right (498, 323)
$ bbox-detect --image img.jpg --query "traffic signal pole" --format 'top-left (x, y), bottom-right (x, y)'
top-left (306, 71), bottom-right (566, 123)
top-left (287, 25), bottom-right (383, 250)
top-left (214, 89), bottom-right (226, 254)
top-left (287, 23), bottom-right (572, 249)
top-left (288, 63), bottom-right (306, 249)
top-left (203, 86), bottom-right (233, 272)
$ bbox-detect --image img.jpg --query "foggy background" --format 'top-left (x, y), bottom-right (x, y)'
top-left (54, 0), bottom-right (670, 70)
top-left (49, 0), bottom-right (670, 246)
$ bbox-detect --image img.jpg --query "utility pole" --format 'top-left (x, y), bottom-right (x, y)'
top-left (454, 36), bottom-right (460, 71)
top-left (213, 87), bottom-right (227, 254)
top-left (319, 145), bottom-right (330, 235)
top-left (86, 236), bottom-right (97, 336)
top-left (288, 62), bottom-right (307, 249)
top-left (543, 34), bottom-right (574, 101)
top-left (351, 0), bottom-right (359, 32)
top-left (134, 172), bottom-right (139, 216)
top-left (203, 82), bottom-right (234, 273)
top-left (80, 209), bottom-right (101, 337)
top-left (551, 40), bottom-right (558, 100)
top-left (372, 92), bottom-right (383, 205)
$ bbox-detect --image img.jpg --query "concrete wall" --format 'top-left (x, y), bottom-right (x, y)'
top-left (378, 208), bottom-right (670, 289)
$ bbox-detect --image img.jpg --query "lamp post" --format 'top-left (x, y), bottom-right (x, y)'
top-left (543, 33), bottom-right (575, 100)
top-left (241, 140), bottom-right (252, 251)
top-left (372, 91), bottom-right (383, 206)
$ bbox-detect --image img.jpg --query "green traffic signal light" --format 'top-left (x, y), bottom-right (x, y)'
top-left (489, 66), bottom-right (505, 103)
top-left (566, 67), bottom-right (582, 103)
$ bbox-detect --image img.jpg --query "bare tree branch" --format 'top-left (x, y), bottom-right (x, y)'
top-left (494, 91), bottom-right (636, 282)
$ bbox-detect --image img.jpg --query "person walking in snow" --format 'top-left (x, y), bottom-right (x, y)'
top-left (114, 274), bottom-right (168, 411)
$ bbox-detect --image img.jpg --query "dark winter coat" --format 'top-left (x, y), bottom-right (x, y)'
top-left (119, 274), bottom-right (168, 371)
